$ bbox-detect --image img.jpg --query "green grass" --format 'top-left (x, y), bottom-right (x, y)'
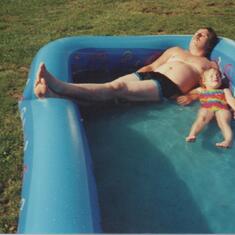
top-left (0, 0), bottom-right (234, 233)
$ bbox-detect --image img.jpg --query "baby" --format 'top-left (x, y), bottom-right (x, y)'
top-left (177, 68), bottom-right (235, 148)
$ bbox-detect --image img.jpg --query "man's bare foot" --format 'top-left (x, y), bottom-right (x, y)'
top-left (186, 135), bottom-right (196, 142)
top-left (216, 140), bottom-right (232, 148)
top-left (34, 77), bottom-right (60, 99)
top-left (34, 62), bottom-right (63, 98)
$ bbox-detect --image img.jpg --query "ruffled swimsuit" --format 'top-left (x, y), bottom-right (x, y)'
top-left (199, 89), bottom-right (229, 111)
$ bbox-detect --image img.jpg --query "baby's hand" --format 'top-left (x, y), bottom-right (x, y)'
top-left (176, 95), bottom-right (192, 106)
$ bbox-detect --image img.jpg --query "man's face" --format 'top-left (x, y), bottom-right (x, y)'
top-left (190, 29), bottom-right (210, 52)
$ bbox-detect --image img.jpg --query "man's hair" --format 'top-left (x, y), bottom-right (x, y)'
top-left (203, 27), bottom-right (218, 55)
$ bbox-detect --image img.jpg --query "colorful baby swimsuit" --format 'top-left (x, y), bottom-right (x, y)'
top-left (199, 89), bottom-right (229, 111)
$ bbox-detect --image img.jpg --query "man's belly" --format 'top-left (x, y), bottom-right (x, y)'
top-left (154, 61), bottom-right (200, 93)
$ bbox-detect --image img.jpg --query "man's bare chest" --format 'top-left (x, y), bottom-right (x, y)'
top-left (168, 54), bottom-right (211, 73)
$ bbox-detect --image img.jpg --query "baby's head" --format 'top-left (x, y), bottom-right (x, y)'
top-left (201, 68), bottom-right (222, 89)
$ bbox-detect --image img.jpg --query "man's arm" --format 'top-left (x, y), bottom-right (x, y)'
top-left (137, 47), bottom-right (179, 73)
top-left (176, 87), bottom-right (201, 106)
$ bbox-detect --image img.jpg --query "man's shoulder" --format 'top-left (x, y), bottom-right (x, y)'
top-left (202, 58), bottom-right (219, 68)
top-left (210, 60), bottom-right (219, 69)
top-left (168, 46), bottom-right (184, 52)
top-left (165, 46), bottom-right (184, 55)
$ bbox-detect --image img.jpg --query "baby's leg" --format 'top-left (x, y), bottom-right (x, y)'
top-left (186, 108), bottom-right (214, 142)
top-left (215, 109), bottom-right (233, 148)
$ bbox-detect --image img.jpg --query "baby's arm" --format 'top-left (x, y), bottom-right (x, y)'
top-left (224, 88), bottom-right (235, 118)
top-left (224, 88), bottom-right (235, 110)
top-left (177, 87), bottom-right (201, 106)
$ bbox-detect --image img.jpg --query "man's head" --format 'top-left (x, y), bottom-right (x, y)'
top-left (190, 27), bottom-right (218, 56)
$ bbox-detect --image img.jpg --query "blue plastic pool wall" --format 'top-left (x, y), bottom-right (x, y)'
top-left (18, 36), bottom-right (235, 233)
top-left (70, 47), bottom-right (163, 84)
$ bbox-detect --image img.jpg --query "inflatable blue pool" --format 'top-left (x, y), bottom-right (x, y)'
top-left (18, 35), bottom-right (235, 233)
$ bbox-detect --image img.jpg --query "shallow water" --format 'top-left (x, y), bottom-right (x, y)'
top-left (82, 100), bottom-right (235, 233)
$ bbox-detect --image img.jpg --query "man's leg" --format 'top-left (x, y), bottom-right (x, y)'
top-left (110, 78), bottom-right (161, 101)
top-left (34, 63), bottom-right (116, 101)
top-left (215, 109), bottom-right (233, 148)
top-left (34, 63), bottom-right (161, 102)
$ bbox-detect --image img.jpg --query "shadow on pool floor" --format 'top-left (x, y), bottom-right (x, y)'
top-left (83, 102), bottom-right (213, 233)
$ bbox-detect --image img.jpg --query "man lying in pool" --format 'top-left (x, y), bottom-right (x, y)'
top-left (34, 28), bottom-right (219, 103)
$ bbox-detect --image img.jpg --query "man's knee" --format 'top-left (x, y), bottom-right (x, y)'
top-left (109, 80), bottom-right (126, 91)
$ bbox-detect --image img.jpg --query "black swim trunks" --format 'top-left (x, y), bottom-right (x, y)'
top-left (134, 71), bottom-right (182, 99)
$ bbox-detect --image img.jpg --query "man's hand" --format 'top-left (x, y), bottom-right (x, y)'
top-left (176, 95), bottom-right (193, 106)
top-left (177, 88), bottom-right (200, 106)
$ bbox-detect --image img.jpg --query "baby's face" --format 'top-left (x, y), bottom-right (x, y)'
top-left (203, 68), bottom-right (222, 89)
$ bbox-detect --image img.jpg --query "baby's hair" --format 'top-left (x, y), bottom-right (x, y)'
top-left (200, 68), bottom-right (222, 88)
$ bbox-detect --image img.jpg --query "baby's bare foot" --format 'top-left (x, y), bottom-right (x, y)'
top-left (216, 140), bottom-right (232, 148)
top-left (186, 135), bottom-right (196, 142)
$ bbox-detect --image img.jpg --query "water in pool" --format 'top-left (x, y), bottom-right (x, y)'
top-left (81, 100), bottom-right (235, 233)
